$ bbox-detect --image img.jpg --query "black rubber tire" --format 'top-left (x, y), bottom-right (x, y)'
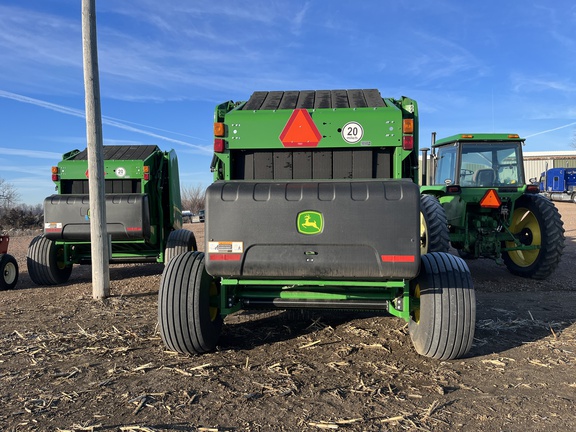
top-left (502, 194), bottom-right (565, 280)
top-left (409, 252), bottom-right (476, 360)
top-left (0, 254), bottom-right (19, 290)
top-left (165, 229), bottom-right (197, 264)
top-left (158, 251), bottom-right (222, 354)
top-left (420, 194), bottom-right (450, 254)
top-left (26, 235), bottom-right (73, 285)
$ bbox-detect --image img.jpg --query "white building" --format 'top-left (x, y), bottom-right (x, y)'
top-left (523, 150), bottom-right (576, 182)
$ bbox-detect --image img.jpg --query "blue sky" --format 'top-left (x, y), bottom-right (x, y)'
top-left (1, 1), bottom-right (575, 204)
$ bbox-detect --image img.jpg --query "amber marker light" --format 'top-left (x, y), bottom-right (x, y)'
top-left (214, 122), bottom-right (225, 137)
top-left (402, 118), bottom-right (414, 134)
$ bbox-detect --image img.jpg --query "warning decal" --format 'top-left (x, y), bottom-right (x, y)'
top-left (208, 241), bottom-right (244, 254)
top-left (279, 109), bottom-right (322, 147)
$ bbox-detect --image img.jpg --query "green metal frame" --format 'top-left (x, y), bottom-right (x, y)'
top-left (217, 278), bottom-right (413, 321)
top-left (212, 96), bottom-right (419, 183)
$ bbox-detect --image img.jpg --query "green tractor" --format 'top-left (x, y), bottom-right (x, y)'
top-left (159, 90), bottom-right (475, 360)
top-left (27, 145), bottom-right (196, 285)
top-left (421, 133), bottom-right (565, 279)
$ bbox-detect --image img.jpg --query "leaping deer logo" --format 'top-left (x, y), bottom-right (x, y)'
top-left (297, 211), bottom-right (323, 235)
top-left (302, 215), bottom-right (319, 230)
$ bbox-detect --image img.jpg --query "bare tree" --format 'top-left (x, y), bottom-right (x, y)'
top-left (571, 129), bottom-right (576, 149)
top-left (0, 177), bottom-right (20, 211)
top-left (181, 184), bottom-right (206, 214)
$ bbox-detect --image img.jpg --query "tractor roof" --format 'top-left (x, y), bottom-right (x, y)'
top-left (434, 133), bottom-right (525, 147)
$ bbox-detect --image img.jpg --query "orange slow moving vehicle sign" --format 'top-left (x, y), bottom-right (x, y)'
top-left (279, 109), bottom-right (322, 147)
top-left (480, 189), bottom-right (502, 208)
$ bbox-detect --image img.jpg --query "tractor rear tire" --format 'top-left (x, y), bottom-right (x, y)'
top-left (165, 229), bottom-right (197, 264)
top-left (158, 251), bottom-right (222, 354)
top-left (409, 252), bottom-right (475, 360)
top-left (27, 235), bottom-right (73, 285)
top-left (420, 194), bottom-right (450, 254)
top-left (0, 254), bottom-right (19, 290)
top-left (502, 194), bottom-right (565, 279)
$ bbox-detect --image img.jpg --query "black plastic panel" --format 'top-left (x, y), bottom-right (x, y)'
top-left (70, 145), bottom-right (158, 161)
top-left (241, 90), bottom-right (387, 110)
top-left (232, 148), bottom-right (392, 180)
top-left (43, 194), bottom-right (151, 241)
top-left (205, 180), bottom-right (420, 280)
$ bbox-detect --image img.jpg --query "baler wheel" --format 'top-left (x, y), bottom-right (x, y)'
top-left (502, 194), bottom-right (564, 279)
top-left (165, 229), bottom-right (197, 264)
top-left (27, 235), bottom-right (72, 285)
top-left (409, 252), bottom-right (475, 360)
top-left (420, 194), bottom-right (449, 255)
top-left (158, 251), bottom-right (222, 354)
top-left (0, 254), bottom-right (19, 290)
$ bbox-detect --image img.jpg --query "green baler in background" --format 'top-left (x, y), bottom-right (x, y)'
top-left (27, 145), bottom-right (196, 285)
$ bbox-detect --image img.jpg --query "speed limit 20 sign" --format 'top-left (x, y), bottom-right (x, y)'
top-left (341, 121), bottom-right (364, 144)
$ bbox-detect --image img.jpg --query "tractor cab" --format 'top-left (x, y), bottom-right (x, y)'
top-left (433, 134), bottom-right (525, 188)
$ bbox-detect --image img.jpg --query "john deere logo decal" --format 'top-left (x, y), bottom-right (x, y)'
top-left (297, 211), bottom-right (323, 235)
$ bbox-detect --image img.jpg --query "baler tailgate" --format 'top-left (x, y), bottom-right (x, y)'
top-left (205, 180), bottom-right (420, 280)
top-left (43, 193), bottom-right (151, 241)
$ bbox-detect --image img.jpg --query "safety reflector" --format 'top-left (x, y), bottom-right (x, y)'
top-left (209, 254), bottom-right (242, 261)
top-left (279, 109), bottom-right (322, 147)
top-left (480, 189), bottom-right (502, 208)
top-left (381, 255), bottom-right (415, 263)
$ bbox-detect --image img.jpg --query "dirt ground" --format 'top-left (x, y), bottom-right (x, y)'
top-left (1, 202), bottom-right (575, 432)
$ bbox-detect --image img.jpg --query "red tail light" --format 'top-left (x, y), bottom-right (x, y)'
top-left (447, 185), bottom-right (461, 194)
top-left (214, 139), bottom-right (225, 153)
top-left (402, 136), bottom-right (414, 150)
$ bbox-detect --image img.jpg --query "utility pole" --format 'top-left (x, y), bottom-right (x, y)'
top-left (81, 0), bottom-right (110, 299)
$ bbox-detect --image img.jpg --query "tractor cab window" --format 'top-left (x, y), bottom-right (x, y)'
top-left (434, 145), bottom-right (458, 185)
top-left (459, 143), bottom-right (523, 187)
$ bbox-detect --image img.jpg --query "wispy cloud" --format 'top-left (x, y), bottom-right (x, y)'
top-left (0, 90), bottom-right (212, 153)
top-left (1, 164), bottom-right (54, 175)
top-left (525, 121), bottom-right (576, 138)
top-left (0, 5), bottom-right (82, 93)
top-left (512, 74), bottom-right (576, 93)
top-left (0, 147), bottom-right (61, 159)
top-left (404, 32), bottom-right (489, 84)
